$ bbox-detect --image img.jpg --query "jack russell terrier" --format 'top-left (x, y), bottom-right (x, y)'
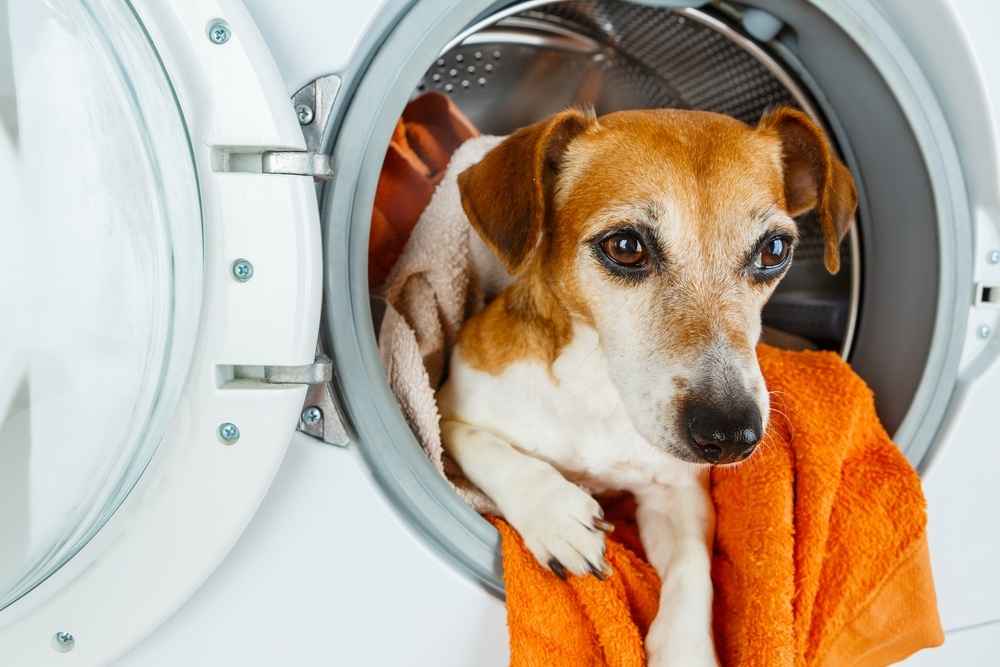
top-left (437, 107), bottom-right (857, 665)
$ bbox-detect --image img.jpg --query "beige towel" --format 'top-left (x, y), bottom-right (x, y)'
top-left (376, 135), bottom-right (507, 509)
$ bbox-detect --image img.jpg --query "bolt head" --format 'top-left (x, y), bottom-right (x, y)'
top-left (989, 250), bottom-right (1000, 265)
top-left (295, 104), bottom-right (314, 126)
top-left (53, 632), bottom-right (75, 653)
top-left (208, 21), bottom-right (231, 45)
top-left (231, 258), bottom-right (254, 282)
top-left (978, 324), bottom-right (992, 339)
top-left (218, 422), bottom-right (240, 444)
top-left (301, 406), bottom-right (322, 425)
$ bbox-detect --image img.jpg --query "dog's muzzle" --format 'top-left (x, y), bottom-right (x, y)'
top-left (683, 400), bottom-right (762, 464)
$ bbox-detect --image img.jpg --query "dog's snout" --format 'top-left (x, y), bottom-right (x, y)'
top-left (684, 401), bottom-right (762, 464)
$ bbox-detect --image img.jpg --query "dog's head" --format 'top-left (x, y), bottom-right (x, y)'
top-left (458, 108), bottom-right (857, 464)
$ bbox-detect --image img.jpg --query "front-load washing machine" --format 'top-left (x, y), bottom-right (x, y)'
top-left (0, 1), bottom-right (998, 664)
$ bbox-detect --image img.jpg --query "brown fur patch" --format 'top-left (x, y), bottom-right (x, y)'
top-left (457, 279), bottom-right (575, 375)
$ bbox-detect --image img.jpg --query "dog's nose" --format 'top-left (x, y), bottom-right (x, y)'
top-left (684, 401), bottom-right (762, 464)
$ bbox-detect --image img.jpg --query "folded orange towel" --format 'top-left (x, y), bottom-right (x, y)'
top-left (493, 345), bottom-right (943, 667)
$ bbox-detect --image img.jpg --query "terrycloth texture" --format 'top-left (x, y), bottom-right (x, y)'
top-left (712, 347), bottom-right (943, 666)
top-left (373, 100), bottom-right (943, 665)
top-left (376, 129), bottom-right (507, 509)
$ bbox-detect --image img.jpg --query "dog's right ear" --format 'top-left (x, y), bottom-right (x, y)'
top-left (458, 109), bottom-right (595, 275)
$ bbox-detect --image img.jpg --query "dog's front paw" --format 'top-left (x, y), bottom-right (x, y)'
top-left (645, 616), bottom-right (718, 667)
top-left (502, 472), bottom-right (611, 579)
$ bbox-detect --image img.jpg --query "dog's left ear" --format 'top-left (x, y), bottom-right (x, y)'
top-left (758, 107), bottom-right (857, 274)
top-left (458, 109), bottom-right (596, 274)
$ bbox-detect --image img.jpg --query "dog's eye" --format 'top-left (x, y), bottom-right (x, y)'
top-left (753, 235), bottom-right (793, 271)
top-left (600, 232), bottom-right (647, 267)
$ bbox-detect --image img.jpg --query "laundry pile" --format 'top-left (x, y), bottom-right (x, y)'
top-left (371, 93), bottom-right (943, 666)
top-left (369, 91), bottom-right (478, 288)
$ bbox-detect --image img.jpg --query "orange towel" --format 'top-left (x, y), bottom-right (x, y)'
top-left (494, 345), bottom-right (943, 667)
top-left (369, 92), bottom-right (478, 288)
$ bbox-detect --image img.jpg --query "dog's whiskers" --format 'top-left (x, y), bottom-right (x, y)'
top-left (767, 405), bottom-right (792, 431)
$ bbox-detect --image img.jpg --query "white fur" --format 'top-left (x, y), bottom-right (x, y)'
top-left (438, 321), bottom-right (718, 666)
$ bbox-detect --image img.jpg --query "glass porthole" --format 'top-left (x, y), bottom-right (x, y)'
top-left (0, 0), bottom-right (202, 610)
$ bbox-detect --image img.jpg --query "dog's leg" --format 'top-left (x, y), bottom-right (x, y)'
top-left (441, 420), bottom-right (609, 577)
top-left (635, 471), bottom-right (718, 667)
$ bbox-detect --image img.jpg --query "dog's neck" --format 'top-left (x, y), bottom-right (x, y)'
top-left (458, 269), bottom-right (582, 375)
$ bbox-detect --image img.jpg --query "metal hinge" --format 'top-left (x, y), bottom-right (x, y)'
top-left (263, 151), bottom-right (334, 179)
top-left (216, 149), bottom-right (334, 180)
top-left (232, 355), bottom-right (333, 385)
top-left (231, 350), bottom-right (351, 448)
top-left (213, 72), bottom-right (341, 181)
top-left (296, 377), bottom-right (351, 448)
top-left (291, 73), bottom-right (342, 154)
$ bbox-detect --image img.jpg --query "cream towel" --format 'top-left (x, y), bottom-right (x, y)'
top-left (376, 135), bottom-right (507, 509)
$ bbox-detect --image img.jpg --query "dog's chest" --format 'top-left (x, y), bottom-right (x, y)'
top-left (442, 325), bottom-right (692, 491)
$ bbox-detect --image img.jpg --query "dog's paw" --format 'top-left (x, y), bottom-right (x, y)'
top-left (644, 617), bottom-right (718, 667)
top-left (501, 472), bottom-right (611, 579)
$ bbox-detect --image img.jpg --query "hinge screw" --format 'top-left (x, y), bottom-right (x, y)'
top-left (53, 632), bottom-right (75, 653)
top-left (207, 21), bottom-right (231, 45)
top-left (295, 104), bottom-right (315, 126)
top-left (301, 406), bottom-right (322, 425)
top-left (231, 258), bottom-right (254, 282)
top-left (989, 249), bottom-right (1000, 265)
top-left (218, 422), bottom-right (240, 444)
top-left (978, 324), bottom-right (992, 339)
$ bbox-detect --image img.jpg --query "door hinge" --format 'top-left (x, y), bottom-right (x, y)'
top-left (291, 73), bottom-right (342, 154)
top-left (262, 151), bottom-right (334, 179)
top-left (230, 351), bottom-right (351, 448)
top-left (215, 149), bottom-right (334, 180)
top-left (213, 74), bottom-right (341, 179)
top-left (232, 355), bottom-right (333, 385)
top-left (296, 379), bottom-right (351, 448)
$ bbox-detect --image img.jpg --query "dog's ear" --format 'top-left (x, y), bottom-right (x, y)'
top-left (758, 107), bottom-right (857, 274)
top-left (457, 109), bottom-right (595, 274)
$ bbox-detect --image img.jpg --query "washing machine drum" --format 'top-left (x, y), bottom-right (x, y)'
top-left (322, 0), bottom-right (970, 594)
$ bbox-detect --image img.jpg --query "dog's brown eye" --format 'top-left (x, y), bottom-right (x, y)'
top-left (601, 233), bottom-right (647, 267)
top-left (754, 235), bottom-right (792, 270)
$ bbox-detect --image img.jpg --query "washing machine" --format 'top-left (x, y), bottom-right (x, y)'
top-left (1, 0), bottom-right (998, 664)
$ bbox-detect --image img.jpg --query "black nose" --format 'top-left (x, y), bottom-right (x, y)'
top-left (684, 401), bottom-right (762, 464)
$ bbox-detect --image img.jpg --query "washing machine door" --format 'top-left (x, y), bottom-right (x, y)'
top-left (0, 1), bottom-right (322, 663)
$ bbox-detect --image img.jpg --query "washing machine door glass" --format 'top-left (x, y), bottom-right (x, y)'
top-left (0, 0), bottom-right (202, 611)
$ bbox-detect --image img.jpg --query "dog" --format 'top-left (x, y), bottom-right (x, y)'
top-left (436, 107), bottom-right (857, 665)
